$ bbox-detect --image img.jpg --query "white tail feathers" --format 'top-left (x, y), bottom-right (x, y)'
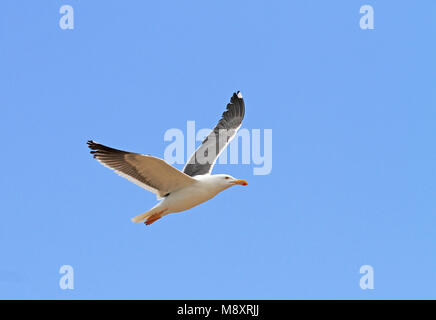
top-left (131, 205), bottom-right (166, 223)
top-left (131, 212), bottom-right (152, 223)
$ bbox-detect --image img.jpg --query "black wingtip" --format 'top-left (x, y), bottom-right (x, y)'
top-left (87, 140), bottom-right (98, 150)
top-left (220, 91), bottom-right (245, 120)
top-left (229, 91), bottom-right (244, 106)
top-left (231, 91), bottom-right (243, 102)
top-left (87, 140), bottom-right (128, 157)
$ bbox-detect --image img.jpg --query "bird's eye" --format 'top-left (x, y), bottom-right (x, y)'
top-left (225, 177), bottom-right (230, 179)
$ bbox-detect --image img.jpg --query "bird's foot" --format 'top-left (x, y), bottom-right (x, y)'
top-left (145, 212), bottom-right (163, 226)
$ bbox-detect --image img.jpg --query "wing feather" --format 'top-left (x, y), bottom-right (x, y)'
top-left (183, 91), bottom-right (245, 177)
top-left (87, 141), bottom-right (196, 199)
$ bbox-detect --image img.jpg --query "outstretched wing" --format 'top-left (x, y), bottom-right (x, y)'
top-left (183, 91), bottom-right (245, 177)
top-left (88, 141), bottom-right (196, 199)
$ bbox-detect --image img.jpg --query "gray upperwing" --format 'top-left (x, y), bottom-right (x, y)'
top-left (183, 91), bottom-right (245, 177)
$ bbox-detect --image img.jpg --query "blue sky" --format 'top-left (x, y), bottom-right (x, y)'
top-left (0, 0), bottom-right (435, 299)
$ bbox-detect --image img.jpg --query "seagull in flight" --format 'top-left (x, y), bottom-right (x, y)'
top-left (87, 91), bottom-right (248, 225)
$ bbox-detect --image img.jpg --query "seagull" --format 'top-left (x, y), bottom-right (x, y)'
top-left (87, 91), bottom-right (248, 225)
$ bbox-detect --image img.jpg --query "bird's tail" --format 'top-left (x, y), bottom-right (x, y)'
top-left (131, 204), bottom-right (167, 224)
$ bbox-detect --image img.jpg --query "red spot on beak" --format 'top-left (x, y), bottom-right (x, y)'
top-left (233, 179), bottom-right (248, 186)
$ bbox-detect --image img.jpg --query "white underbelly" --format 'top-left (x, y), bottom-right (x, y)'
top-left (162, 184), bottom-right (219, 213)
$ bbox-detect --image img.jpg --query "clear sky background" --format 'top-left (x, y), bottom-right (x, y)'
top-left (0, 0), bottom-right (435, 299)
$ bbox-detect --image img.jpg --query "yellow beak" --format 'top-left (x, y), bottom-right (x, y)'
top-left (232, 179), bottom-right (248, 186)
